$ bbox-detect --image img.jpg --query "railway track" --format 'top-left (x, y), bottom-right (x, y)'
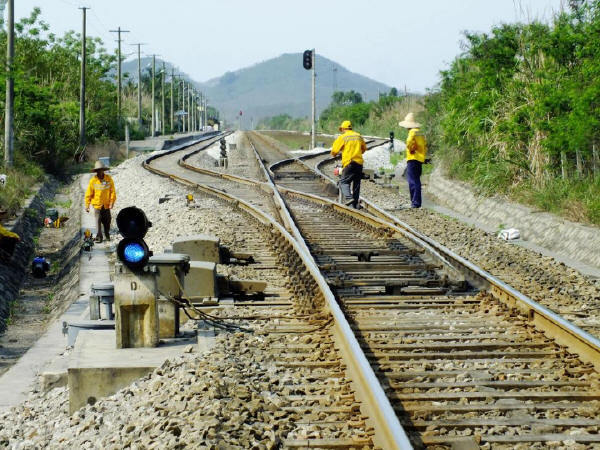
top-left (145, 131), bottom-right (600, 448)
top-left (145, 132), bottom-right (383, 448)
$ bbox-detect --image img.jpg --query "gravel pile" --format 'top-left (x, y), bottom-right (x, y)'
top-left (187, 132), bottom-right (264, 181)
top-left (0, 327), bottom-right (368, 448)
top-left (316, 158), bottom-right (600, 335)
top-left (363, 144), bottom-right (394, 171)
top-left (0, 153), bottom-right (370, 448)
top-left (110, 153), bottom-right (254, 253)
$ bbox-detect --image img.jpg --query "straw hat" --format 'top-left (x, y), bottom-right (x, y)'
top-left (338, 120), bottom-right (352, 132)
top-left (91, 160), bottom-right (109, 172)
top-left (398, 112), bottom-right (421, 129)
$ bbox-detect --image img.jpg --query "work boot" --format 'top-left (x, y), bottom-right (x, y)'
top-left (94, 235), bottom-right (103, 243)
top-left (105, 233), bottom-right (111, 241)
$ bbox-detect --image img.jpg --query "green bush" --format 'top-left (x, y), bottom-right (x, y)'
top-left (424, 1), bottom-right (600, 224)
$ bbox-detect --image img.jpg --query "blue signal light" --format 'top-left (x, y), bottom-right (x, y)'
top-left (123, 242), bottom-right (146, 263)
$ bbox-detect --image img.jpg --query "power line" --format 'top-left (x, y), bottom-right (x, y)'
top-left (130, 43), bottom-right (146, 129)
top-left (109, 26), bottom-right (129, 123)
top-left (78, 6), bottom-right (89, 149)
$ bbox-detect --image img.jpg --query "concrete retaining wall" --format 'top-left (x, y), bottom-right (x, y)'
top-left (160, 133), bottom-right (207, 150)
top-left (426, 169), bottom-right (600, 270)
top-left (85, 141), bottom-right (125, 163)
top-left (0, 180), bottom-right (57, 331)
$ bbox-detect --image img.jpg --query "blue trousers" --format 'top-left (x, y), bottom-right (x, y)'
top-left (406, 160), bottom-right (422, 208)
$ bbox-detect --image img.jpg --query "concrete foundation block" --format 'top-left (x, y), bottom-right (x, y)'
top-left (68, 330), bottom-right (194, 414)
top-left (40, 371), bottom-right (68, 392)
top-left (172, 234), bottom-right (220, 263)
top-left (114, 267), bottom-right (159, 349)
top-left (157, 296), bottom-right (179, 339)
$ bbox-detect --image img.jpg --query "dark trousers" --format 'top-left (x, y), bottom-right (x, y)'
top-left (339, 162), bottom-right (362, 208)
top-left (94, 207), bottom-right (111, 239)
top-left (0, 236), bottom-right (18, 261)
top-left (406, 160), bottom-right (423, 208)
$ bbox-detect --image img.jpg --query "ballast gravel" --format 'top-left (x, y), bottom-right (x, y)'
top-left (187, 131), bottom-right (264, 181)
top-left (0, 329), bottom-right (368, 448)
top-left (320, 157), bottom-right (600, 336)
top-left (0, 153), bottom-right (371, 448)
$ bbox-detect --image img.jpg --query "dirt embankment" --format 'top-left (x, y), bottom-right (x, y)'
top-left (0, 177), bottom-right (82, 377)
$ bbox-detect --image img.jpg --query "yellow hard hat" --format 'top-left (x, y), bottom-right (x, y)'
top-left (339, 120), bottom-right (352, 132)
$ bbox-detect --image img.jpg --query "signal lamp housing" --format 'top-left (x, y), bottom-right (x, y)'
top-left (116, 206), bottom-right (151, 240)
top-left (117, 238), bottom-right (151, 271)
top-left (116, 207), bottom-right (153, 271)
top-left (303, 50), bottom-right (313, 70)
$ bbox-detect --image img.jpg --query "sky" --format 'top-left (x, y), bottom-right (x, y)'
top-left (14, 0), bottom-right (565, 93)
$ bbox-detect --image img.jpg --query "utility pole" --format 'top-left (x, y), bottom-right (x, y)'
top-left (311, 48), bottom-right (316, 150)
top-left (4, 0), bottom-right (14, 168)
top-left (188, 83), bottom-right (194, 133)
top-left (181, 80), bottom-right (185, 133)
top-left (79, 7), bottom-right (89, 149)
top-left (161, 62), bottom-right (165, 135)
top-left (191, 91), bottom-right (196, 132)
top-left (132, 43), bottom-right (145, 130)
top-left (170, 69), bottom-right (175, 133)
top-left (150, 54), bottom-right (158, 137)
top-left (201, 94), bottom-right (204, 130)
top-left (204, 96), bottom-right (208, 130)
top-left (109, 26), bottom-right (129, 124)
top-left (187, 84), bottom-right (192, 132)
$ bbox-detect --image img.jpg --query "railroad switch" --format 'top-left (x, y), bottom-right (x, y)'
top-left (172, 234), bottom-right (254, 265)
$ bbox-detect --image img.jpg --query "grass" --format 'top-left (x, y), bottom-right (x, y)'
top-left (45, 199), bottom-right (72, 210)
top-left (0, 158), bottom-right (45, 218)
top-left (511, 176), bottom-right (600, 225)
top-left (5, 299), bottom-right (19, 326)
top-left (262, 131), bottom-right (335, 150)
top-left (43, 293), bottom-right (54, 314)
top-left (438, 146), bottom-right (600, 226)
top-left (390, 153), bottom-right (401, 167)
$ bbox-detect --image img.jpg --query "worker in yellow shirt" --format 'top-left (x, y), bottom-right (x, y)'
top-left (0, 224), bottom-right (20, 261)
top-left (85, 161), bottom-right (116, 243)
top-left (399, 113), bottom-right (427, 208)
top-left (331, 120), bottom-right (367, 209)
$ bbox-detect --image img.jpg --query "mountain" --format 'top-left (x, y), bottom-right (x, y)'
top-left (121, 57), bottom-right (187, 82)
top-left (197, 53), bottom-right (391, 125)
top-left (121, 53), bottom-right (392, 125)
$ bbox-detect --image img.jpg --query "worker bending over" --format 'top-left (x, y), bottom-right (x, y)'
top-left (399, 113), bottom-right (427, 208)
top-left (85, 160), bottom-right (116, 243)
top-left (331, 120), bottom-right (367, 209)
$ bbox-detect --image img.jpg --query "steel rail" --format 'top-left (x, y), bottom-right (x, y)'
top-left (173, 131), bottom-right (600, 445)
top-left (146, 130), bottom-right (600, 444)
top-left (245, 136), bottom-right (413, 450)
top-left (144, 132), bottom-right (414, 449)
top-left (309, 149), bottom-right (600, 372)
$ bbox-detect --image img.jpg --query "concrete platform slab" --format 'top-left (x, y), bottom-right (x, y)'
top-left (68, 330), bottom-right (196, 413)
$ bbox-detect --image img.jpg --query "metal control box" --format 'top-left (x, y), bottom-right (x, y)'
top-left (148, 253), bottom-right (190, 339)
top-left (184, 261), bottom-right (218, 300)
top-left (172, 234), bottom-right (220, 263)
